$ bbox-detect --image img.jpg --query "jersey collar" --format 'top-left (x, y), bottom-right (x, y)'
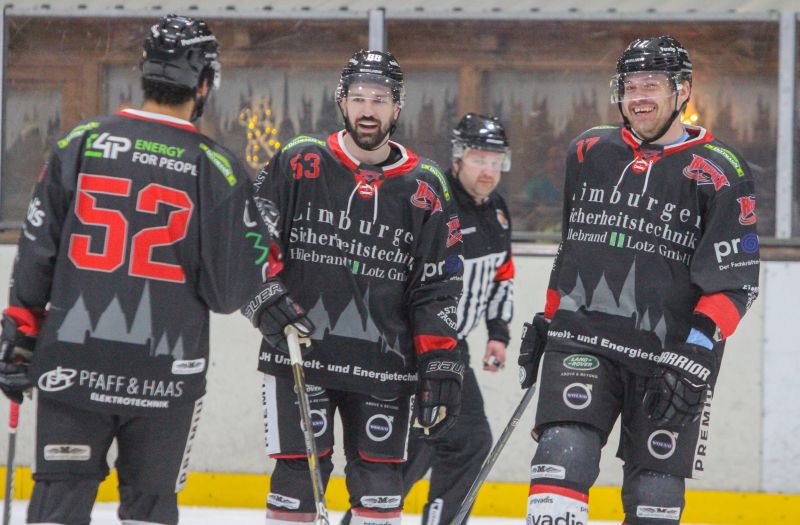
top-left (117, 108), bottom-right (198, 133)
top-left (327, 130), bottom-right (419, 177)
top-left (621, 125), bottom-right (714, 156)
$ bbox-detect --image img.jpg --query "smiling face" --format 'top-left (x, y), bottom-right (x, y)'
top-left (453, 148), bottom-right (505, 203)
top-left (620, 72), bottom-right (690, 142)
top-left (339, 82), bottom-right (401, 151)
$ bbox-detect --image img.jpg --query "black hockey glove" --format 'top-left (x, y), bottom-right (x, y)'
top-left (644, 342), bottom-right (718, 428)
top-left (518, 313), bottom-right (549, 389)
top-left (0, 314), bottom-right (36, 404)
top-left (242, 277), bottom-right (315, 355)
top-left (415, 351), bottom-right (463, 440)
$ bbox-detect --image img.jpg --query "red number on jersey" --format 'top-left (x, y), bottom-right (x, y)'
top-left (289, 153), bottom-right (321, 179)
top-left (68, 174), bottom-right (194, 283)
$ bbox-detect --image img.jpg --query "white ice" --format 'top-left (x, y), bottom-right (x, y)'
top-left (2, 501), bottom-right (723, 525)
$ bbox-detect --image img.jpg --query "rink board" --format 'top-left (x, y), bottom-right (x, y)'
top-left (1, 467), bottom-right (799, 524)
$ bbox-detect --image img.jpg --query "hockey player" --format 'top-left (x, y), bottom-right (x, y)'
top-left (519, 36), bottom-right (760, 525)
top-left (251, 50), bottom-right (464, 525)
top-left (401, 113), bottom-right (513, 525)
top-left (0, 15), bottom-right (278, 525)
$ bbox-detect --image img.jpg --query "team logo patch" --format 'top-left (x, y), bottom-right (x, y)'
top-left (446, 216), bottom-right (463, 247)
top-left (683, 155), bottom-right (730, 190)
top-left (562, 383), bottom-right (592, 409)
top-left (410, 180), bottom-right (442, 213)
top-left (530, 464), bottom-right (566, 480)
top-left (647, 430), bottom-right (678, 460)
top-left (268, 493), bottom-right (301, 510)
top-left (357, 182), bottom-right (376, 199)
top-left (737, 195), bottom-right (757, 225)
top-left (365, 414), bottom-right (394, 442)
top-left (636, 505), bottom-right (681, 520)
top-left (496, 208), bottom-right (509, 230)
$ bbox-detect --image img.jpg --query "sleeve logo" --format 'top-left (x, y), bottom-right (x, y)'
top-left (737, 195), bottom-right (757, 225)
top-left (410, 180), bottom-right (442, 213)
top-left (682, 155), bottom-right (730, 191)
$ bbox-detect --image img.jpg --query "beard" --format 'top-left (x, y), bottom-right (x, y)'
top-left (347, 116), bottom-right (393, 151)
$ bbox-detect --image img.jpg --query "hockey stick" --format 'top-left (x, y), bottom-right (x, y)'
top-left (450, 385), bottom-right (537, 525)
top-left (2, 402), bottom-right (19, 525)
top-left (286, 327), bottom-right (330, 525)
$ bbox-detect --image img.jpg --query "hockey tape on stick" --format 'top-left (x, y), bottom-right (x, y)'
top-left (286, 327), bottom-right (330, 525)
top-left (450, 385), bottom-right (537, 525)
top-left (3, 402), bottom-right (19, 525)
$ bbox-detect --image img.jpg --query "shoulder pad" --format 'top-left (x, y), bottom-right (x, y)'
top-left (702, 143), bottom-right (746, 178)
top-left (280, 135), bottom-right (327, 153)
top-left (57, 121), bottom-right (101, 149)
top-left (419, 162), bottom-right (451, 202)
top-left (199, 143), bottom-right (237, 187)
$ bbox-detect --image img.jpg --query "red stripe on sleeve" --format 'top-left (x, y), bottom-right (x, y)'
top-left (529, 483), bottom-right (589, 503)
top-left (694, 293), bottom-right (741, 339)
top-left (414, 335), bottom-right (457, 355)
top-left (494, 257), bottom-right (515, 281)
top-left (4, 306), bottom-right (45, 336)
top-left (544, 289), bottom-right (560, 321)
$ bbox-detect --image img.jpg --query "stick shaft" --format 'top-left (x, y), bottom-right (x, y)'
top-left (3, 402), bottom-right (20, 525)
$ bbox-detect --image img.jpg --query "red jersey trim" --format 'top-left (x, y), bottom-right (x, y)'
top-left (267, 242), bottom-right (284, 278)
top-left (414, 335), bottom-right (457, 354)
top-left (353, 508), bottom-right (402, 518)
top-left (327, 131), bottom-right (420, 177)
top-left (4, 306), bottom-right (45, 336)
top-left (494, 257), bottom-right (515, 281)
top-left (695, 293), bottom-right (741, 339)
top-left (117, 109), bottom-right (197, 133)
top-left (269, 447), bottom-right (333, 460)
top-left (620, 125), bottom-right (714, 158)
top-left (544, 289), bottom-right (560, 321)
top-left (357, 450), bottom-right (404, 463)
top-left (529, 483), bottom-right (589, 503)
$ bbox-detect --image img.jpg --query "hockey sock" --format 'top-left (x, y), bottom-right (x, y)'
top-left (527, 484), bottom-right (589, 525)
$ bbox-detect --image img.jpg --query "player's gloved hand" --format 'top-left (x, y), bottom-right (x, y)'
top-left (0, 313), bottom-right (36, 404)
top-left (415, 351), bottom-right (463, 439)
top-left (518, 313), bottom-right (549, 389)
top-left (242, 277), bottom-right (315, 355)
top-left (644, 341), bottom-right (718, 428)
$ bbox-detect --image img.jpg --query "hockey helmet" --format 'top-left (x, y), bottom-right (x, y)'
top-left (611, 35), bottom-right (692, 104)
top-left (452, 113), bottom-right (511, 171)
top-left (142, 14), bottom-right (221, 92)
top-left (336, 50), bottom-right (405, 108)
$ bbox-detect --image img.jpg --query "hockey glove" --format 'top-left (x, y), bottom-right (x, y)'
top-left (518, 313), bottom-right (549, 389)
top-left (242, 278), bottom-right (315, 355)
top-left (415, 351), bottom-right (463, 440)
top-left (0, 314), bottom-right (36, 404)
top-left (644, 342), bottom-right (718, 428)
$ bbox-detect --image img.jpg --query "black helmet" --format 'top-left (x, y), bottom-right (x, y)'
top-left (142, 14), bottom-right (221, 92)
top-left (335, 49), bottom-right (405, 108)
top-left (452, 113), bottom-right (511, 170)
top-left (612, 35), bottom-right (692, 103)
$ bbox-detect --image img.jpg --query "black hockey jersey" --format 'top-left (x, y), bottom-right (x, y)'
top-left (544, 125), bottom-right (759, 374)
top-left (255, 131), bottom-right (463, 396)
top-left (7, 109), bottom-right (271, 414)
top-left (449, 171), bottom-right (514, 344)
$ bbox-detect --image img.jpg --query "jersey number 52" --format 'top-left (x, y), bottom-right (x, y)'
top-left (68, 173), bottom-right (193, 283)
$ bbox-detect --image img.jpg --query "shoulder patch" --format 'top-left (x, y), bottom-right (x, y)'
top-left (58, 122), bottom-right (100, 149)
top-left (703, 144), bottom-right (745, 177)
top-left (281, 135), bottom-right (327, 153)
top-left (199, 143), bottom-right (237, 187)
top-left (420, 163), bottom-right (451, 202)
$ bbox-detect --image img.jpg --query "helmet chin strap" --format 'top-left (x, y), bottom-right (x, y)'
top-left (618, 92), bottom-right (688, 145)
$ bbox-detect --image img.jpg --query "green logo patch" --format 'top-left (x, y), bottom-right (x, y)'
top-left (281, 135), bottom-right (326, 153)
top-left (199, 144), bottom-right (236, 186)
top-left (422, 163), bottom-right (450, 201)
top-left (563, 354), bottom-right (600, 371)
top-left (58, 122), bottom-right (100, 149)
top-left (703, 144), bottom-right (744, 177)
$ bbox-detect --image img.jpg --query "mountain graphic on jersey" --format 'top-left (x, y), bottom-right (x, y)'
top-left (557, 260), bottom-right (667, 345)
top-left (305, 287), bottom-right (405, 364)
top-left (55, 282), bottom-right (186, 358)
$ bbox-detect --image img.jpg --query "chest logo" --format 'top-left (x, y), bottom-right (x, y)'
top-left (683, 155), bottom-right (730, 191)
